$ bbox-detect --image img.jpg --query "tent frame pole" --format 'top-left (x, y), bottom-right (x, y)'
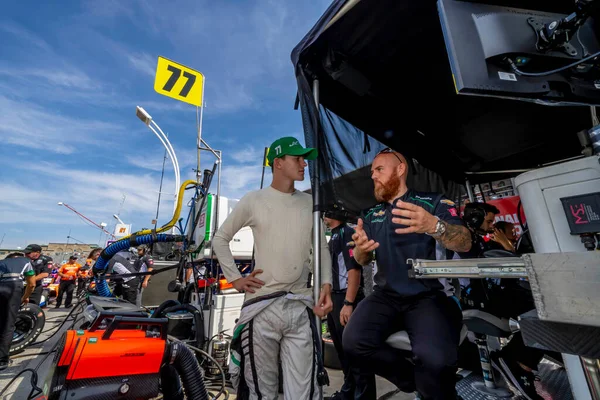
top-left (312, 78), bottom-right (324, 399)
top-left (465, 179), bottom-right (475, 202)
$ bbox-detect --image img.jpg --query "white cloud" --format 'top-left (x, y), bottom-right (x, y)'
top-left (0, 162), bottom-right (182, 226)
top-left (126, 147), bottom-right (198, 172)
top-left (20, 68), bottom-right (97, 90)
top-left (0, 22), bottom-right (52, 52)
top-left (230, 145), bottom-right (263, 164)
top-left (219, 164), bottom-right (265, 200)
top-left (127, 52), bottom-right (156, 77)
top-left (0, 95), bottom-right (123, 154)
top-left (206, 82), bottom-right (255, 115)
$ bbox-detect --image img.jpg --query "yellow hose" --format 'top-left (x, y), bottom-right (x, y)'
top-left (116, 180), bottom-right (198, 241)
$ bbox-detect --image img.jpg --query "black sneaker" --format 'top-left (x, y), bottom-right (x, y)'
top-left (492, 353), bottom-right (542, 400)
top-left (325, 392), bottom-right (344, 400)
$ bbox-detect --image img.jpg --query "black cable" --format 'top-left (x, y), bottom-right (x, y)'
top-left (28, 348), bottom-right (59, 399)
top-left (167, 335), bottom-right (228, 400)
top-left (38, 304), bottom-right (82, 329)
top-left (30, 302), bottom-right (85, 346)
top-left (6, 302), bottom-right (86, 399)
top-left (507, 50), bottom-right (600, 77)
top-left (0, 368), bottom-right (42, 399)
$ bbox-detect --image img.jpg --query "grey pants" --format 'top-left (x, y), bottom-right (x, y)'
top-left (240, 296), bottom-right (319, 400)
top-left (136, 286), bottom-right (144, 307)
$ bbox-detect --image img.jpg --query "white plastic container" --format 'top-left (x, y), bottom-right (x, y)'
top-left (514, 155), bottom-right (600, 253)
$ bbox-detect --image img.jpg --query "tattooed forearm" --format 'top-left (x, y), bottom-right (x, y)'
top-left (437, 222), bottom-right (472, 252)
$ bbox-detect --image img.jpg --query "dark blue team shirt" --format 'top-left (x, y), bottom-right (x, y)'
top-left (328, 224), bottom-right (364, 292)
top-left (362, 189), bottom-right (464, 297)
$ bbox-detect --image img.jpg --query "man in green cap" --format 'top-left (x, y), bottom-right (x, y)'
top-left (213, 136), bottom-right (332, 399)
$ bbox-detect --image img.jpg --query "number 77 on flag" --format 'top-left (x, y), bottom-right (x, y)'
top-left (154, 56), bottom-right (204, 107)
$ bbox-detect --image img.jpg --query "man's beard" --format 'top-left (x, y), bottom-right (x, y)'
top-left (374, 171), bottom-right (401, 202)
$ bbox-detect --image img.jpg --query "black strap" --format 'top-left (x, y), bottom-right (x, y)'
top-left (306, 308), bottom-right (329, 388)
top-left (247, 319), bottom-right (262, 399)
top-left (241, 291), bottom-right (287, 309)
top-left (97, 264), bottom-right (179, 281)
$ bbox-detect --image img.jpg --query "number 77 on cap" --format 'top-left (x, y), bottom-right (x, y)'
top-left (154, 56), bottom-right (204, 107)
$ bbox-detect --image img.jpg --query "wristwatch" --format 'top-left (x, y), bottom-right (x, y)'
top-left (428, 218), bottom-right (447, 238)
top-left (343, 299), bottom-right (355, 306)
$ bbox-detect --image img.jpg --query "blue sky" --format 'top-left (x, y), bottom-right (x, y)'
top-left (0, 0), bottom-right (330, 249)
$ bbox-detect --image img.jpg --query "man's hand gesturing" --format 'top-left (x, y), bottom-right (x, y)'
top-left (232, 269), bottom-right (265, 294)
top-left (352, 218), bottom-right (378, 265)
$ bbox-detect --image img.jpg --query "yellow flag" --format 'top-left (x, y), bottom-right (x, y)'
top-left (154, 56), bottom-right (204, 107)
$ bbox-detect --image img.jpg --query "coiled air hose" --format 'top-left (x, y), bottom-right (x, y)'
top-left (94, 233), bottom-right (185, 297)
top-left (92, 179), bottom-right (199, 297)
top-left (162, 342), bottom-right (209, 400)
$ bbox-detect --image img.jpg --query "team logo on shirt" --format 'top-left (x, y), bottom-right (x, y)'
top-left (410, 196), bottom-right (434, 208)
top-left (441, 199), bottom-right (455, 206)
top-left (448, 207), bottom-right (458, 217)
top-left (373, 210), bottom-right (385, 217)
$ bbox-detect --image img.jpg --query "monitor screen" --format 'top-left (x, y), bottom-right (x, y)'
top-left (438, 0), bottom-right (600, 105)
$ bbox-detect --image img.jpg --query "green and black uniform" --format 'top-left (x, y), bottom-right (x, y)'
top-left (29, 255), bottom-right (52, 305)
top-left (0, 257), bottom-right (34, 367)
top-left (327, 223), bottom-right (375, 400)
top-left (343, 189), bottom-right (464, 400)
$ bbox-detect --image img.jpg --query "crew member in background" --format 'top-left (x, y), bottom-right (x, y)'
top-left (77, 259), bottom-right (92, 297)
top-left (457, 202), bottom-right (501, 258)
top-left (323, 210), bottom-right (375, 400)
top-left (0, 255), bottom-right (36, 370)
top-left (135, 245), bottom-right (154, 307)
top-left (344, 148), bottom-right (472, 400)
top-left (492, 221), bottom-right (517, 253)
top-left (86, 248), bottom-right (102, 273)
top-left (213, 137), bottom-right (332, 399)
top-left (56, 256), bottom-right (81, 308)
top-left (457, 202), bottom-right (546, 399)
top-left (23, 244), bottom-right (53, 305)
top-left (107, 249), bottom-right (140, 304)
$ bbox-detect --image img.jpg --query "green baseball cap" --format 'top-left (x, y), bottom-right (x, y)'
top-left (267, 137), bottom-right (317, 166)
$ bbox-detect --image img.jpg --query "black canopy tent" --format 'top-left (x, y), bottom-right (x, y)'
top-left (292, 0), bottom-right (595, 217)
top-left (291, 1), bottom-right (598, 356)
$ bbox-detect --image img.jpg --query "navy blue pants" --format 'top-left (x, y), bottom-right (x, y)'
top-left (327, 291), bottom-right (376, 399)
top-left (343, 289), bottom-right (462, 400)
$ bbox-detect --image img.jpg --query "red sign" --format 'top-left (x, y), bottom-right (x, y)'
top-left (460, 196), bottom-right (526, 235)
top-left (486, 196), bottom-right (527, 235)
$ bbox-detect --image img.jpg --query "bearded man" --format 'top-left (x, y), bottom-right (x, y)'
top-left (342, 148), bottom-right (472, 400)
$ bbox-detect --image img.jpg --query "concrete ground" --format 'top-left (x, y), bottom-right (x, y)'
top-left (0, 305), bottom-right (74, 400)
top-left (321, 370), bottom-right (414, 400)
top-left (0, 302), bottom-right (413, 400)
